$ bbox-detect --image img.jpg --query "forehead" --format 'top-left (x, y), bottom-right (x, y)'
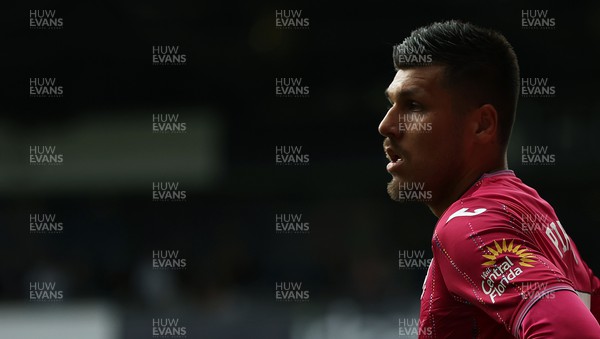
top-left (386, 65), bottom-right (446, 99)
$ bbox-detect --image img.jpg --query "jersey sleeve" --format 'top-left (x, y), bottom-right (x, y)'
top-left (434, 202), bottom-right (576, 336)
top-left (582, 259), bottom-right (600, 321)
top-left (518, 290), bottom-right (600, 338)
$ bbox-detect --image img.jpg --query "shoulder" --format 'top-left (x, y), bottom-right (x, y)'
top-left (432, 196), bottom-right (532, 291)
top-left (436, 196), bottom-right (518, 245)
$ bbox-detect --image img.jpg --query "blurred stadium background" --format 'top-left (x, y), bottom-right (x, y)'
top-left (2, 1), bottom-right (600, 338)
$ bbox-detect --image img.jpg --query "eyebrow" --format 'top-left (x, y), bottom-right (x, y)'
top-left (384, 86), bottom-right (425, 102)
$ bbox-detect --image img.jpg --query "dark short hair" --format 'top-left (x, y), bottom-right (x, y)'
top-left (393, 20), bottom-right (520, 148)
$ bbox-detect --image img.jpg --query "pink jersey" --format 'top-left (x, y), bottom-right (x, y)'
top-left (418, 170), bottom-right (600, 338)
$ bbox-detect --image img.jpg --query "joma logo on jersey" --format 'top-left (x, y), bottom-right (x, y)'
top-left (446, 207), bottom-right (486, 223)
top-left (480, 240), bottom-right (536, 303)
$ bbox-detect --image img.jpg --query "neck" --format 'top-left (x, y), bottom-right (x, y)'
top-left (428, 157), bottom-right (507, 218)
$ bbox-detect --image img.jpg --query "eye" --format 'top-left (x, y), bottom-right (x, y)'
top-left (407, 101), bottom-right (422, 112)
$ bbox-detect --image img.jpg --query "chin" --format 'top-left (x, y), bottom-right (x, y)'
top-left (387, 176), bottom-right (402, 202)
top-left (387, 174), bottom-right (433, 203)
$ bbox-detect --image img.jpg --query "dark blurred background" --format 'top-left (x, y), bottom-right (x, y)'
top-left (1, 1), bottom-right (600, 338)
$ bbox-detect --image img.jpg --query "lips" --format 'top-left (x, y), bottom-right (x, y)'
top-left (385, 147), bottom-right (401, 163)
top-left (385, 146), bottom-right (404, 172)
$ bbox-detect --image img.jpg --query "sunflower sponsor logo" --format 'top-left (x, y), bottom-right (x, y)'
top-left (480, 239), bottom-right (536, 303)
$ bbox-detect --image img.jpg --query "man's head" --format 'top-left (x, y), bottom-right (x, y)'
top-left (379, 20), bottom-right (520, 215)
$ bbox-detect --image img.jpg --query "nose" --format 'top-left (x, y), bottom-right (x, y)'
top-left (378, 107), bottom-right (399, 139)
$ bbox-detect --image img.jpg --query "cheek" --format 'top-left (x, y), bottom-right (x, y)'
top-left (424, 118), bottom-right (462, 160)
top-left (434, 122), bottom-right (468, 165)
